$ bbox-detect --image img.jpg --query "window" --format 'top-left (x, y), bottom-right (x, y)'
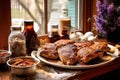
top-left (47, 0), bottom-right (83, 32)
top-left (11, 0), bottom-right (83, 34)
top-left (11, 0), bottom-right (45, 34)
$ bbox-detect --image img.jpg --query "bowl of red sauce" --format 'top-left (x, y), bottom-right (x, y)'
top-left (0, 50), bottom-right (11, 64)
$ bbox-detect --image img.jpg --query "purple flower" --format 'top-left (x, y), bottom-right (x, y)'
top-left (94, 0), bottom-right (119, 34)
top-left (103, 0), bottom-right (109, 13)
top-left (94, 15), bottom-right (107, 34)
top-left (96, 0), bottom-right (102, 12)
top-left (103, 0), bottom-right (108, 6)
top-left (107, 3), bottom-right (115, 17)
top-left (96, 0), bottom-right (108, 19)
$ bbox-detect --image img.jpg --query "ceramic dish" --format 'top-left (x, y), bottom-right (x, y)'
top-left (31, 44), bottom-right (119, 69)
top-left (7, 56), bottom-right (40, 75)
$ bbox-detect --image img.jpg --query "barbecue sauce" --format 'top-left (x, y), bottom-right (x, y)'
top-left (23, 20), bottom-right (39, 55)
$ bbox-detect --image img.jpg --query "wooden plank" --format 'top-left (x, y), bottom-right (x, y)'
top-left (0, 0), bottom-right (11, 49)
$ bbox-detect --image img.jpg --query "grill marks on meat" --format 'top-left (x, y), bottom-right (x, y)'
top-left (90, 42), bottom-right (110, 52)
top-left (40, 43), bottom-right (59, 59)
top-left (74, 41), bottom-right (93, 50)
top-left (77, 42), bottom-right (110, 63)
top-left (55, 39), bottom-right (75, 48)
top-left (40, 39), bottom-right (75, 60)
top-left (39, 39), bottom-right (110, 65)
top-left (77, 47), bottom-right (104, 63)
top-left (58, 44), bottom-right (78, 65)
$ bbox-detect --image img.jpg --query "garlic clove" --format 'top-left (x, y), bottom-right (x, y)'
top-left (76, 32), bottom-right (83, 38)
top-left (70, 33), bottom-right (80, 41)
top-left (69, 33), bottom-right (76, 39)
top-left (87, 36), bottom-right (96, 41)
top-left (81, 35), bottom-right (88, 41)
top-left (84, 31), bottom-right (94, 37)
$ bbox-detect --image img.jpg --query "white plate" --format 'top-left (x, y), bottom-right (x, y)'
top-left (31, 50), bottom-right (116, 69)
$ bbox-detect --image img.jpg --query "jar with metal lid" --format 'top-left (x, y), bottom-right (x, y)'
top-left (8, 26), bottom-right (26, 58)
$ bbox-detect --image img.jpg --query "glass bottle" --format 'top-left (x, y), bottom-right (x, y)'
top-left (59, 2), bottom-right (71, 36)
top-left (49, 25), bottom-right (60, 43)
top-left (8, 26), bottom-right (26, 58)
top-left (23, 20), bottom-right (39, 55)
top-left (60, 28), bottom-right (69, 39)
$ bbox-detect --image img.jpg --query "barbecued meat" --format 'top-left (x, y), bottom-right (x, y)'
top-left (90, 42), bottom-right (110, 52)
top-left (40, 39), bottom-right (75, 60)
top-left (54, 39), bottom-right (75, 48)
top-left (40, 43), bottom-right (59, 59)
top-left (77, 47), bottom-right (104, 63)
top-left (58, 44), bottom-right (78, 65)
top-left (74, 41), bottom-right (94, 50)
top-left (40, 39), bottom-right (110, 65)
top-left (77, 41), bottom-right (110, 63)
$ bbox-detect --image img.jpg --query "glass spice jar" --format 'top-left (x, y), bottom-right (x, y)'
top-left (23, 20), bottom-right (39, 55)
top-left (8, 26), bottom-right (26, 58)
top-left (49, 25), bottom-right (60, 43)
top-left (59, 2), bottom-right (71, 36)
top-left (60, 28), bottom-right (69, 39)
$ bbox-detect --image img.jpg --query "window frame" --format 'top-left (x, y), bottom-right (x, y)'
top-left (45, 0), bottom-right (94, 33)
top-left (82, 0), bottom-right (93, 33)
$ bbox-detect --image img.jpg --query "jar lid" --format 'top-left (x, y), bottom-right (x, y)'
top-left (50, 25), bottom-right (58, 28)
top-left (11, 26), bottom-right (22, 31)
top-left (24, 20), bottom-right (33, 26)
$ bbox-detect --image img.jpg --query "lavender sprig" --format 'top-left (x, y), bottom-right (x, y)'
top-left (107, 3), bottom-right (115, 17)
top-left (94, 0), bottom-right (120, 35)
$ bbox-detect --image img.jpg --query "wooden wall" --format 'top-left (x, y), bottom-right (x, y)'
top-left (0, 0), bottom-right (11, 49)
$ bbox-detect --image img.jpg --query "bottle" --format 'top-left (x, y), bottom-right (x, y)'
top-left (60, 28), bottom-right (69, 39)
top-left (49, 25), bottom-right (60, 43)
top-left (8, 26), bottom-right (26, 58)
top-left (59, 2), bottom-right (71, 37)
top-left (23, 20), bottom-right (39, 55)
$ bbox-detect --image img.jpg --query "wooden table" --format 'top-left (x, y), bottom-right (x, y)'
top-left (0, 58), bottom-right (120, 80)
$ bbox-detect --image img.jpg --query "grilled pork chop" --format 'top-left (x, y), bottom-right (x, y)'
top-left (58, 44), bottom-right (78, 65)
